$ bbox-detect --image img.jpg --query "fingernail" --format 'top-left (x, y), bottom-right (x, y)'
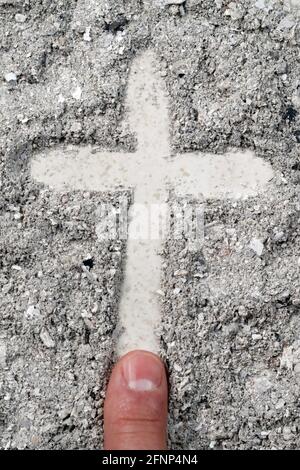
top-left (123, 352), bottom-right (163, 392)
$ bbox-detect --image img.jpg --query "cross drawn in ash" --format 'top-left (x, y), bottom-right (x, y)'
top-left (32, 50), bottom-right (274, 356)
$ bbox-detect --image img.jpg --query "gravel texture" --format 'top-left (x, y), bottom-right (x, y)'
top-left (1, 0), bottom-right (300, 449)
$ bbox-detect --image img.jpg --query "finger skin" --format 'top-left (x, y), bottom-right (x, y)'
top-left (104, 350), bottom-right (168, 450)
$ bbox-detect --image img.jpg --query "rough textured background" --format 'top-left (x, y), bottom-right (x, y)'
top-left (1, 0), bottom-right (300, 449)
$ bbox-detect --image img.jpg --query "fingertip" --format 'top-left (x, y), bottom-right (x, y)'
top-left (104, 350), bottom-right (168, 450)
top-left (122, 350), bottom-right (166, 391)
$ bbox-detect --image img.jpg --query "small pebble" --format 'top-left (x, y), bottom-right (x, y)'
top-left (83, 26), bottom-right (91, 42)
top-left (294, 363), bottom-right (300, 375)
top-left (15, 13), bottom-right (27, 23)
top-left (71, 86), bottom-right (82, 100)
top-left (275, 398), bottom-right (285, 410)
top-left (273, 231), bottom-right (286, 243)
top-left (4, 72), bottom-right (17, 83)
top-left (40, 328), bottom-right (55, 348)
top-left (70, 121), bottom-right (82, 133)
top-left (0, 340), bottom-right (6, 367)
top-left (26, 305), bottom-right (40, 316)
top-left (252, 333), bottom-right (262, 341)
top-left (156, 289), bottom-right (165, 297)
top-left (249, 238), bottom-right (264, 256)
top-left (165, 0), bottom-right (185, 4)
